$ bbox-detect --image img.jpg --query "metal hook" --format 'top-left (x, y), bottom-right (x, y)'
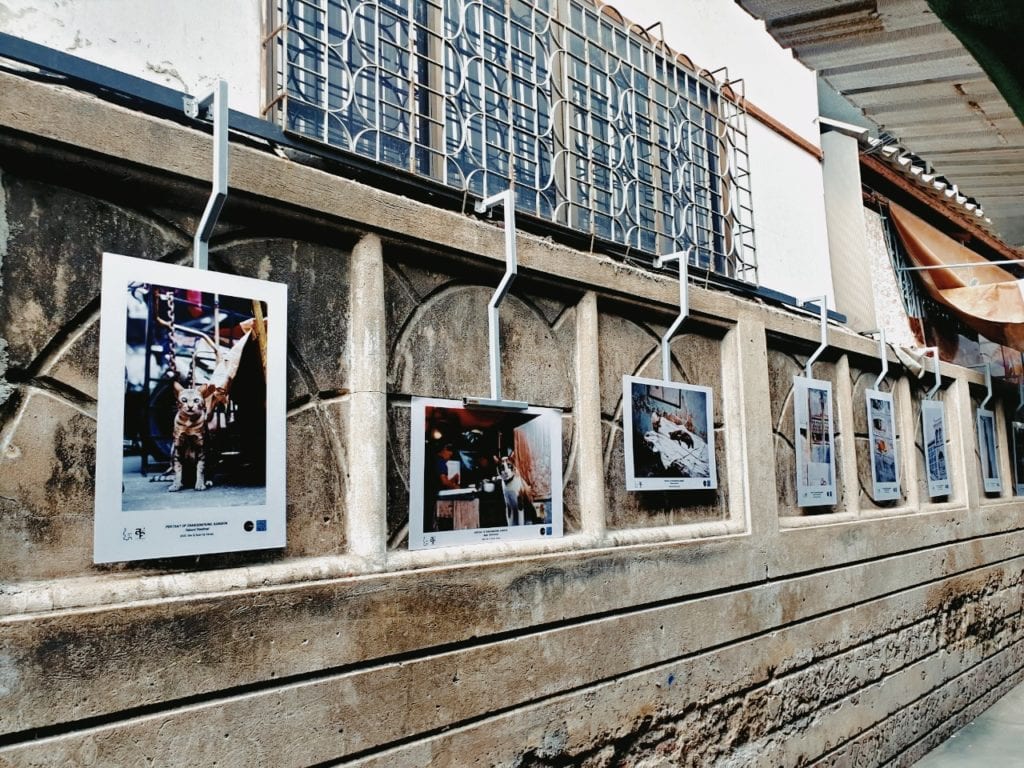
top-left (864, 329), bottom-right (888, 390)
top-left (800, 296), bottom-right (829, 379)
top-left (185, 79), bottom-right (229, 271)
top-left (923, 347), bottom-right (942, 399)
top-left (653, 248), bottom-right (692, 383)
top-left (969, 362), bottom-right (993, 410)
top-left (464, 188), bottom-right (527, 410)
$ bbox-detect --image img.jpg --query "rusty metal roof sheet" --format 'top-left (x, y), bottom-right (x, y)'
top-left (735, 0), bottom-right (1024, 248)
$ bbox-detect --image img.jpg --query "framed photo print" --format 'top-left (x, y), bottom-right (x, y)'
top-left (865, 389), bottom-right (900, 501)
top-left (622, 375), bottom-right (716, 491)
top-left (1012, 420), bottom-right (1024, 496)
top-left (408, 397), bottom-right (563, 550)
top-left (794, 376), bottom-right (837, 507)
top-left (921, 398), bottom-right (951, 498)
top-left (94, 253), bottom-right (288, 563)
top-left (976, 408), bottom-right (1001, 494)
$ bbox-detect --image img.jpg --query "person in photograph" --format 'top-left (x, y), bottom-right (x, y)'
top-left (435, 443), bottom-right (461, 490)
top-left (423, 441), bottom-right (461, 532)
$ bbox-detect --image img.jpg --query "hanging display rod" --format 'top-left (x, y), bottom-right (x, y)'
top-left (465, 188), bottom-right (528, 410)
top-left (184, 79), bottom-right (229, 271)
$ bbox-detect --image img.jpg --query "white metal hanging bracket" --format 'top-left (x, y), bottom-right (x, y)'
top-left (864, 329), bottom-right (888, 390)
top-left (464, 189), bottom-right (528, 410)
top-left (185, 79), bottom-right (229, 271)
top-left (969, 362), bottom-right (993, 409)
top-left (653, 248), bottom-right (692, 383)
top-left (801, 296), bottom-right (829, 379)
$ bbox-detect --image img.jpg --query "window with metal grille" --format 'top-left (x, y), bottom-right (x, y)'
top-left (266, 0), bottom-right (757, 282)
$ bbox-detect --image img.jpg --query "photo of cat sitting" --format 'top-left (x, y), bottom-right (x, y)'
top-left (167, 381), bottom-right (215, 493)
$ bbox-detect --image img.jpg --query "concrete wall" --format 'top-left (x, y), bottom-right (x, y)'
top-left (1, 73), bottom-right (1022, 767)
top-left (0, 0), bottom-right (836, 306)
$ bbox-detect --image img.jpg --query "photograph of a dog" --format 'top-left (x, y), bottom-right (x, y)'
top-left (408, 397), bottom-right (563, 550)
top-left (623, 376), bottom-right (716, 491)
top-left (119, 279), bottom-right (268, 511)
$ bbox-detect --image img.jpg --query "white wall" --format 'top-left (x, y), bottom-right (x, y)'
top-left (0, 0), bottom-right (263, 114)
top-left (613, 0), bottom-right (835, 305)
top-left (822, 130), bottom-right (875, 332)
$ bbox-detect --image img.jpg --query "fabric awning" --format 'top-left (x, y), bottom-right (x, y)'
top-left (888, 202), bottom-right (1024, 350)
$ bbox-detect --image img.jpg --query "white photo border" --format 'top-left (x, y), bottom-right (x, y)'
top-left (794, 375), bottom-right (837, 508)
top-left (976, 408), bottom-right (1001, 494)
top-left (865, 388), bottom-right (900, 502)
top-left (921, 398), bottom-right (951, 498)
top-left (408, 396), bottom-right (564, 550)
top-left (94, 253), bottom-right (288, 563)
top-left (622, 375), bottom-right (717, 492)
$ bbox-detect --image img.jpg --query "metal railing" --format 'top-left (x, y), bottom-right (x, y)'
top-left (267, 0), bottom-right (757, 282)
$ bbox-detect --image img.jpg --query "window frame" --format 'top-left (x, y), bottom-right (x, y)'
top-left (266, 0), bottom-right (757, 283)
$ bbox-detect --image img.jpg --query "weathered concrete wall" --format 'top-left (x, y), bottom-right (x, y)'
top-left (1, 73), bottom-right (1022, 767)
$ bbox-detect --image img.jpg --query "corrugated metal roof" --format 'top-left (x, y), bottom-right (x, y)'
top-left (735, 0), bottom-right (1024, 248)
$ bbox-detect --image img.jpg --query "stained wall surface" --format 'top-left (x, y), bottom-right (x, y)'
top-left (0, 73), bottom-right (1022, 767)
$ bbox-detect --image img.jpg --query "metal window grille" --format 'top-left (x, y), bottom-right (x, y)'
top-left (267, 0), bottom-right (757, 282)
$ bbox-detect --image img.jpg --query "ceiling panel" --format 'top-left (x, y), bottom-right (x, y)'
top-left (736, 0), bottom-right (1024, 249)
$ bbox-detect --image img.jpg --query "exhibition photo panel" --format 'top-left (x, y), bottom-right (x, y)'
top-left (866, 389), bottom-right (900, 501)
top-left (921, 398), bottom-right (951, 498)
top-left (94, 253), bottom-right (288, 563)
top-left (976, 408), bottom-right (1001, 494)
top-left (408, 397), bottom-right (563, 550)
top-left (1013, 420), bottom-right (1024, 496)
top-left (622, 375), bottom-right (717, 492)
top-left (794, 376), bottom-right (837, 507)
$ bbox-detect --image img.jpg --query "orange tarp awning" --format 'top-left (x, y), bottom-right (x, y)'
top-left (889, 202), bottom-right (1024, 350)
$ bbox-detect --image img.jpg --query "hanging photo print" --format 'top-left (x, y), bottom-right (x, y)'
top-left (94, 253), bottom-right (288, 563)
top-left (920, 398), bottom-right (951, 497)
top-left (976, 408), bottom-right (1001, 494)
top-left (408, 397), bottom-right (563, 550)
top-left (622, 375), bottom-right (716, 491)
top-left (794, 376), bottom-right (837, 507)
top-left (1012, 420), bottom-right (1024, 496)
top-left (865, 389), bottom-right (900, 501)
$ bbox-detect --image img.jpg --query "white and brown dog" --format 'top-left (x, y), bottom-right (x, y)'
top-left (497, 453), bottom-right (537, 526)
